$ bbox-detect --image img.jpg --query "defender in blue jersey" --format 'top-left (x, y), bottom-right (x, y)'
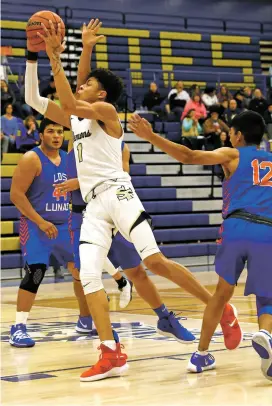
top-left (130, 110), bottom-right (272, 381)
top-left (9, 119), bottom-right (75, 348)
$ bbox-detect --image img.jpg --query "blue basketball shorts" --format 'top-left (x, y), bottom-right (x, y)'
top-left (20, 217), bottom-right (73, 267)
top-left (70, 212), bottom-right (141, 271)
top-left (215, 218), bottom-right (272, 298)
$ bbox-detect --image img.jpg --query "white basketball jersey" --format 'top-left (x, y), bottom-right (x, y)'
top-left (71, 116), bottom-right (130, 202)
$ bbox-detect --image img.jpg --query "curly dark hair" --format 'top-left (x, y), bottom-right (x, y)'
top-left (89, 68), bottom-right (124, 105)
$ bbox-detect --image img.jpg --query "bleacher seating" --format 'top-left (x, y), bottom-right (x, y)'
top-left (1, 4), bottom-right (271, 278)
top-left (1, 126), bottom-right (222, 275)
top-left (1, 12), bottom-right (267, 101)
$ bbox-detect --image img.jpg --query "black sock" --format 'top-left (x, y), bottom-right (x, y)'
top-left (116, 276), bottom-right (127, 289)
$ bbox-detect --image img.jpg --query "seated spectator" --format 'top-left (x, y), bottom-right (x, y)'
top-left (203, 107), bottom-right (229, 150)
top-left (223, 99), bottom-right (241, 126)
top-left (249, 89), bottom-right (268, 117)
top-left (182, 109), bottom-right (202, 136)
top-left (41, 77), bottom-right (56, 98)
top-left (142, 82), bottom-right (164, 114)
top-left (242, 86), bottom-right (253, 108)
top-left (166, 81), bottom-right (190, 120)
top-left (217, 85), bottom-right (232, 104)
top-left (1, 103), bottom-right (18, 150)
top-left (189, 84), bottom-right (201, 96)
top-left (18, 116), bottom-right (40, 152)
top-left (181, 92), bottom-right (207, 121)
top-left (264, 100), bottom-right (272, 139)
top-left (234, 90), bottom-right (245, 110)
top-left (1, 80), bottom-right (23, 118)
top-left (202, 86), bottom-right (219, 109)
top-left (182, 109), bottom-right (203, 150)
top-left (219, 131), bottom-right (232, 147)
top-left (1, 130), bottom-right (9, 158)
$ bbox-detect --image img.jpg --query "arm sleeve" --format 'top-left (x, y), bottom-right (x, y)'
top-left (25, 62), bottom-right (49, 115)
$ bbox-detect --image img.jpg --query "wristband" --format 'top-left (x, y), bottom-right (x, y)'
top-left (27, 51), bottom-right (38, 61)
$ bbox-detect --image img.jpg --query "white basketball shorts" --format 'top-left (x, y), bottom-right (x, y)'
top-left (80, 181), bottom-right (160, 260)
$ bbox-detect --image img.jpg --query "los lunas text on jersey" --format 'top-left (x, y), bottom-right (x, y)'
top-left (45, 202), bottom-right (70, 212)
top-left (73, 130), bottom-right (92, 142)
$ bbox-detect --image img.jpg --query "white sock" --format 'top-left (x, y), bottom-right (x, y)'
top-left (101, 340), bottom-right (116, 351)
top-left (196, 350), bottom-right (208, 356)
top-left (16, 311), bottom-right (29, 325)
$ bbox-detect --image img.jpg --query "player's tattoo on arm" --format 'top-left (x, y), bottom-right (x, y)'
top-left (50, 53), bottom-right (62, 77)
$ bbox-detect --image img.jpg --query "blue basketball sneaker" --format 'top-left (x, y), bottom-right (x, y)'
top-left (75, 316), bottom-right (93, 334)
top-left (187, 352), bottom-right (216, 373)
top-left (252, 330), bottom-right (272, 381)
top-left (9, 324), bottom-right (35, 348)
top-left (157, 312), bottom-right (196, 343)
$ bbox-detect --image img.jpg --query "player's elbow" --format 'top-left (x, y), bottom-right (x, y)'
top-left (181, 150), bottom-right (196, 164)
top-left (62, 100), bottom-right (77, 114)
top-left (10, 188), bottom-right (21, 205)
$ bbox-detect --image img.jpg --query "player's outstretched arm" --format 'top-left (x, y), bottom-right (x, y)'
top-left (77, 18), bottom-right (104, 91)
top-left (10, 153), bottom-right (58, 239)
top-left (38, 22), bottom-right (117, 124)
top-left (25, 42), bottom-right (71, 129)
top-left (128, 114), bottom-right (238, 166)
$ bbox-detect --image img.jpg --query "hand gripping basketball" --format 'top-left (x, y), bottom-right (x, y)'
top-left (37, 20), bottom-right (66, 59)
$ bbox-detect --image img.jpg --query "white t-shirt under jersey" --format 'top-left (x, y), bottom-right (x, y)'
top-left (71, 116), bottom-right (130, 202)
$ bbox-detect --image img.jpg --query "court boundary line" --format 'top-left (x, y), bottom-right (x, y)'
top-left (1, 345), bottom-right (252, 381)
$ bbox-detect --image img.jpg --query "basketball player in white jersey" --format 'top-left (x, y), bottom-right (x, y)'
top-left (25, 18), bottom-right (241, 382)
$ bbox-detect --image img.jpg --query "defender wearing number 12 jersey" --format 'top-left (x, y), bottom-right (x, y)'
top-left (129, 110), bottom-right (272, 381)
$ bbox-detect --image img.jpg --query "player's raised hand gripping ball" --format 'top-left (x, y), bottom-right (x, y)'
top-left (26, 10), bottom-right (65, 52)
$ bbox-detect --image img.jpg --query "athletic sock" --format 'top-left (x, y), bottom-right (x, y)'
top-left (116, 276), bottom-right (127, 290)
top-left (196, 350), bottom-right (208, 356)
top-left (101, 340), bottom-right (116, 351)
top-left (153, 304), bottom-right (170, 319)
top-left (15, 311), bottom-right (29, 325)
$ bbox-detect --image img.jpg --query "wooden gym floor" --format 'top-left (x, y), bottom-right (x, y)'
top-left (1, 272), bottom-right (272, 406)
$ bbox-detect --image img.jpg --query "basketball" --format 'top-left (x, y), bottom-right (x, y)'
top-left (26, 10), bottom-right (65, 52)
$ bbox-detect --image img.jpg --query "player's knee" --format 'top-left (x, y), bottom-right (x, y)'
top-left (144, 253), bottom-right (168, 275)
top-left (256, 296), bottom-right (272, 317)
top-left (19, 263), bottom-right (47, 294)
top-left (125, 264), bottom-right (147, 282)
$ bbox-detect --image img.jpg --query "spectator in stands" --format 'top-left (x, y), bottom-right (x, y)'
top-left (203, 107), bottom-right (229, 150)
top-left (242, 86), bottom-right (253, 108)
top-left (142, 82), bottom-right (164, 114)
top-left (202, 86), bottom-right (219, 109)
top-left (264, 100), bottom-right (272, 139)
top-left (219, 131), bottom-right (232, 147)
top-left (18, 116), bottom-right (40, 152)
top-left (189, 84), bottom-right (201, 96)
top-left (223, 99), bottom-right (241, 126)
top-left (217, 85), bottom-right (232, 104)
top-left (249, 88), bottom-right (268, 117)
top-left (1, 103), bottom-right (18, 150)
top-left (1, 130), bottom-right (9, 157)
top-left (41, 77), bottom-right (56, 98)
top-left (234, 90), bottom-right (245, 110)
top-left (182, 109), bottom-right (203, 150)
top-left (166, 81), bottom-right (190, 120)
top-left (181, 92), bottom-right (207, 122)
top-left (1, 80), bottom-right (23, 118)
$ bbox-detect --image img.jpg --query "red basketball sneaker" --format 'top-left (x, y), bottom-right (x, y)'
top-left (220, 303), bottom-right (243, 350)
top-left (80, 343), bottom-right (129, 382)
